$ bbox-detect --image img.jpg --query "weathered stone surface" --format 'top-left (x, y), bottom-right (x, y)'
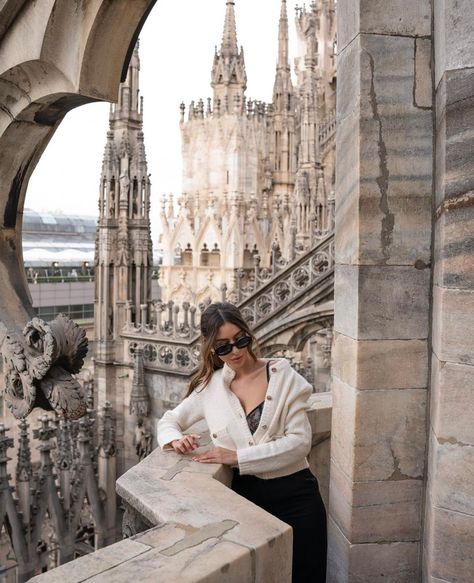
top-left (308, 436), bottom-right (331, 509)
top-left (434, 0), bottom-right (474, 87)
top-left (86, 539), bottom-right (254, 583)
top-left (335, 265), bottom-right (430, 341)
top-left (331, 378), bottom-right (426, 482)
top-left (429, 507), bottom-right (474, 583)
top-left (333, 332), bottom-right (428, 390)
top-left (337, 0), bottom-right (431, 53)
top-left (432, 285), bottom-right (474, 364)
top-left (336, 35), bottom-right (432, 266)
top-left (330, 460), bottom-right (423, 544)
top-left (29, 539), bottom-right (151, 583)
top-left (115, 450), bottom-right (293, 583)
top-left (435, 69), bottom-right (474, 207)
top-left (335, 109), bottom-right (360, 264)
top-left (307, 391), bottom-right (332, 434)
top-left (427, 429), bottom-right (474, 517)
top-left (434, 203), bottom-right (474, 289)
top-left (431, 357), bottom-right (474, 446)
top-left (331, 378), bottom-right (356, 479)
top-left (327, 518), bottom-right (420, 582)
top-left (415, 38), bottom-right (433, 109)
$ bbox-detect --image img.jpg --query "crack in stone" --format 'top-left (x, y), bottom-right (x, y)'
top-left (438, 436), bottom-right (473, 448)
top-left (366, 50), bottom-right (394, 264)
top-left (435, 189), bottom-right (474, 219)
top-left (387, 445), bottom-right (417, 481)
top-left (159, 519), bottom-right (239, 556)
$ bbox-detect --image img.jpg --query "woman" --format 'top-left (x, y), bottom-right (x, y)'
top-left (157, 302), bottom-right (327, 582)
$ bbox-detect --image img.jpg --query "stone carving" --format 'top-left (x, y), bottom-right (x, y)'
top-left (0, 314), bottom-right (88, 420)
top-left (134, 418), bottom-right (153, 461)
top-left (122, 501), bottom-right (153, 539)
top-left (0, 403), bottom-right (118, 576)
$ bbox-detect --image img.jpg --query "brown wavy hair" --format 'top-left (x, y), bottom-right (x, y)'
top-left (186, 302), bottom-right (259, 397)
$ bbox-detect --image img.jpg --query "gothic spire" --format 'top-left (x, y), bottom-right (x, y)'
top-left (211, 0), bottom-right (247, 108)
top-left (110, 43), bottom-right (142, 126)
top-left (96, 38), bottom-right (153, 347)
top-left (273, 0), bottom-right (293, 115)
top-left (221, 0), bottom-right (238, 57)
top-left (277, 0), bottom-right (289, 71)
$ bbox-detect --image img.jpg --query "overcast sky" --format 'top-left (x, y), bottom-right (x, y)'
top-left (26, 0), bottom-right (301, 240)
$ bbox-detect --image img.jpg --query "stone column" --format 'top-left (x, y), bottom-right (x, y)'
top-left (330, 2), bottom-right (433, 581)
top-left (424, 3), bottom-right (474, 580)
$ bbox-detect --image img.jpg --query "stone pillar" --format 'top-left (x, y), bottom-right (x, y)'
top-left (424, 3), bottom-right (474, 580)
top-left (329, 2), bottom-right (433, 581)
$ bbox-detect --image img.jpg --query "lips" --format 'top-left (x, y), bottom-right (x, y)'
top-left (230, 354), bottom-right (243, 363)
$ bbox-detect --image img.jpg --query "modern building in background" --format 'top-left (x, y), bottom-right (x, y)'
top-left (22, 209), bottom-right (160, 326)
top-left (23, 210), bottom-right (96, 323)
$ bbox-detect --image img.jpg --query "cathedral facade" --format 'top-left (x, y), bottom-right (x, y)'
top-left (159, 0), bottom-right (336, 304)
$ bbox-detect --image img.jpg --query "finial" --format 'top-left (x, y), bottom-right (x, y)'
top-left (16, 419), bottom-right (32, 482)
top-left (130, 347), bottom-right (149, 417)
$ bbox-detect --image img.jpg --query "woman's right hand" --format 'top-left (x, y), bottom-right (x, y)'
top-left (170, 433), bottom-right (201, 454)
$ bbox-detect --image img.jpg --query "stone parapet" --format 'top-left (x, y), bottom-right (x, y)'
top-left (30, 393), bottom-right (331, 582)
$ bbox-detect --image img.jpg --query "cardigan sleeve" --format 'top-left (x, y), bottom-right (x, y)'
top-left (236, 376), bottom-right (312, 475)
top-left (156, 387), bottom-right (205, 450)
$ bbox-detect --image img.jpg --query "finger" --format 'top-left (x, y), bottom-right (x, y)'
top-left (177, 443), bottom-right (187, 454)
top-left (193, 454), bottom-right (210, 462)
top-left (184, 436), bottom-right (198, 450)
top-left (194, 452), bottom-right (215, 461)
top-left (182, 437), bottom-right (192, 451)
top-left (189, 436), bottom-right (200, 448)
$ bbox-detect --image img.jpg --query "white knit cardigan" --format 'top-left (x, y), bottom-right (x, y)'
top-left (156, 357), bottom-right (313, 479)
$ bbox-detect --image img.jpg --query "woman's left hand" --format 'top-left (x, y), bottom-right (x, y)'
top-left (193, 447), bottom-right (238, 466)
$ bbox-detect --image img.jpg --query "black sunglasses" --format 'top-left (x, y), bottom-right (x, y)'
top-left (214, 335), bottom-right (252, 356)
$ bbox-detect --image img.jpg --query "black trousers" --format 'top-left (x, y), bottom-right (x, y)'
top-left (231, 468), bottom-right (327, 583)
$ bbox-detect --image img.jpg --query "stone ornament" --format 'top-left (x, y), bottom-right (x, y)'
top-left (0, 314), bottom-right (88, 420)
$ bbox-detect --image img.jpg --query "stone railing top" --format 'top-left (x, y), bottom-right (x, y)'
top-left (31, 393), bottom-right (332, 583)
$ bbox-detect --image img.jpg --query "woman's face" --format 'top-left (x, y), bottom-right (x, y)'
top-left (213, 321), bottom-right (252, 370)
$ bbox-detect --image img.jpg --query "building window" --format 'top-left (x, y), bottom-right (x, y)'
top-left (34, 303), bottom-right (94, 322)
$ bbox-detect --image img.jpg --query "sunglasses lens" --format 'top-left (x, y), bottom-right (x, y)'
top-left (236, 335), bottom-right (252, 348)
top-left (215, 343), bottom-right (232, 356)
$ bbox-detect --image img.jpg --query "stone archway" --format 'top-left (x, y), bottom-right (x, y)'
top-left (0, 0), bottom-right (157, 416)
top-left (0, 0), bottom-right (157, 327)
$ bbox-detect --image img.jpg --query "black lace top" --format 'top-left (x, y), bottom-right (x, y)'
top-left (246, 402), bottom-right (265, 434)
top-left (246, 362), bottom-right (270, 434)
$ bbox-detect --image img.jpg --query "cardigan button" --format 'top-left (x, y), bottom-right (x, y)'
top-left (261, 424), bottom-right (267, 430)
top-left (248, 440), bottom-right (253, 446)
top-left (266, 395), bottom-right (273, 401)
top-left (212, 433), bottom-right (217, 438)
top-left (271, 367), bottom-right (277, 373)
